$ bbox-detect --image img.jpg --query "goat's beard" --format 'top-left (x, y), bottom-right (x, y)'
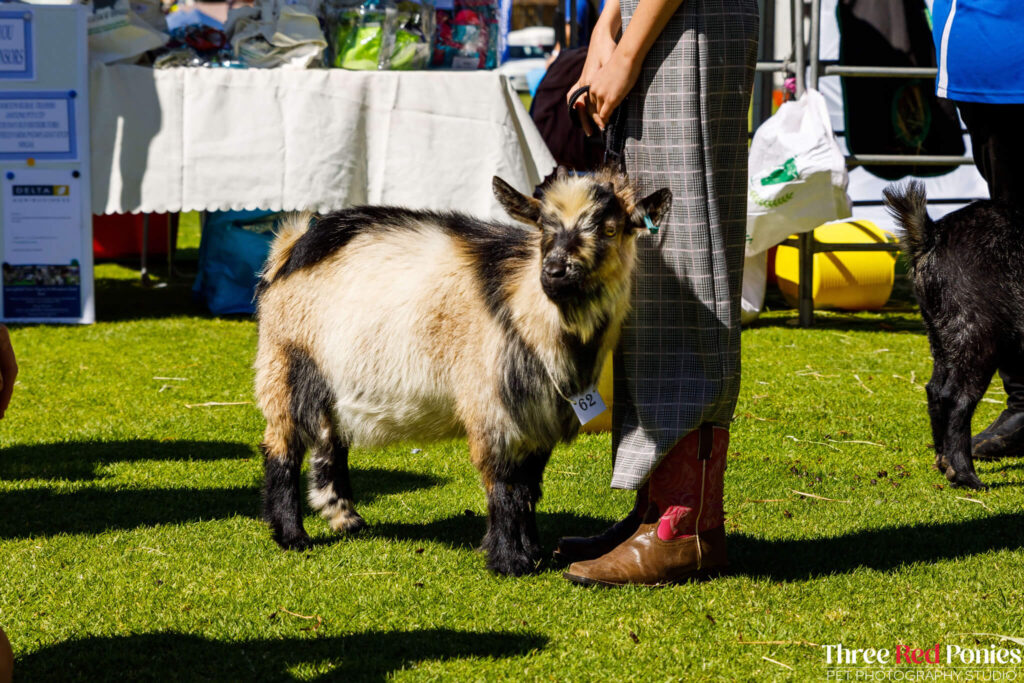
top-left (554, 276), bottom-right (631, 343)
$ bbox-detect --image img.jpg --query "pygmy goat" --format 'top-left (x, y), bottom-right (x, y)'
top-left (884, 181), bottom-right (1024, 490)
top-left (254, 168), bottom-right (671, 575)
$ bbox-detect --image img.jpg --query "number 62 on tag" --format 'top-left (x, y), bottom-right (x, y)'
top-left (568, 386), bottom-right (607, 425)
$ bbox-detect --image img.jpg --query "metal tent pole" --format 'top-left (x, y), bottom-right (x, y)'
top-left (791, 0), bottom-right (815, 326)
top-left (141, 213), bottom-right (151, 286)
top-left (751, 0), bottom-right (776, 129)
top-left (791, 0), bottom-right (805, 96)
top-left (808, 0), bottom-right (820, 90)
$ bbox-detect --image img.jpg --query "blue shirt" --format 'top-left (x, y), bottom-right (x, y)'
top-left (933, 0), bottom-right (1024, 103)
top-left (565, 0), bottom-right (605, 46)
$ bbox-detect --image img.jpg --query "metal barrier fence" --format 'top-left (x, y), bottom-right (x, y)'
top-left (752, 0), bottom-right (974, 326)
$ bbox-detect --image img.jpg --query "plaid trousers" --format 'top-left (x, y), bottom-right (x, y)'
top-left (609, 0), bottom-right (759, 489)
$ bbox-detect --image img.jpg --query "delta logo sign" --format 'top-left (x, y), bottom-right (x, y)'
top-left (12, 184), bottom-right (69, 196)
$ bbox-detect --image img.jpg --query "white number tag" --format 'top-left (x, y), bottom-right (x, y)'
top-left (567, 386), bottom-right (607, 425)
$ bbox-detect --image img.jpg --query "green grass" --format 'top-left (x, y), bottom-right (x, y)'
top-left (1, 234), bottom-right (1023, 681)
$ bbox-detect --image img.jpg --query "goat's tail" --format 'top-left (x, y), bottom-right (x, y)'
top-left (261, 212), bottom-right (313, 285)
top-left (883, 181), bottom-right (934, 261)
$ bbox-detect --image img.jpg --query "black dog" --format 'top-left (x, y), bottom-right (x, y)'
top-left (884, 181), bottom-right (1024, 490)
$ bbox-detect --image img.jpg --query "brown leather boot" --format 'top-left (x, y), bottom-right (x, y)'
top-left (562, 524), bottom-right (727, 586)
top-left (564, 424), bottom-right (729, 587)
top-left (552, 485), bottom-right (649, 564)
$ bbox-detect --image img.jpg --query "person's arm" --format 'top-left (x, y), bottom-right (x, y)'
top-left (567, 0), bottom-right (621, 137)
top-left (579, 0), bottom-right (685, 131)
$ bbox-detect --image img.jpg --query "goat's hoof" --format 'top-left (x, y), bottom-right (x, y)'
top-left (522, 542), bottom-right (543, 564)
top-left (946, 469), bottom-right (987, 491)
top-left (275, 531), bottom-right (313, 551)
top-left (488, 553), bottom-right (539, 577)
top-left (935, 454), bottom-right (950, 471)
top-left (330, 511), bottom-right (367, 535)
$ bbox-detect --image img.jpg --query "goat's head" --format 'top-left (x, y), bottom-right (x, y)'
top-left (493, 167), bottom-right (671, 305)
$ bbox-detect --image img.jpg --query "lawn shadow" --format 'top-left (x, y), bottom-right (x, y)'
top-left (93, 275), bottom-right (225, 321)
top-left (0, 486), bottom-right (260, 540)
top-left (982, 481), bottom-right (1024, 489)
top-left (748, 275), bottom-right (925, 334)
top-left (748, 311), bottom-right (926, 335)
top-left (729, 512), bottom-right (1024, 582)
top-left (367, 511), bottom-right (614, 553)
top-left (16, 629), bottom-right (547, 681)
top-left (0, 439), bottom-right (254, 481)
top-left (0, 442), bottom-right (452, 504)
top-left (0, 459), bottom-right (442, 540)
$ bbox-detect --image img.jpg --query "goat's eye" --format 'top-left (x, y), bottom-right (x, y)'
top-left (603, 224), bottom-right (618, 237)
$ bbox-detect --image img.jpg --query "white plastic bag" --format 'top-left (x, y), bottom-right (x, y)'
top-left (740, 250), bottom-right (767, 325)
top-left (745, 89), bottom-right (851, 257)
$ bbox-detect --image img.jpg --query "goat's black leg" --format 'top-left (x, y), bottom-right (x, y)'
top-left (308, 422), bottom-right (366, 535)
top-left (473, 437), bottom-right (545, 576)
top-left (926, 362), bottom-right (950, 470)
top-left (936, 366), bottom-right (992, 490)
top-left (262, 433), bottom-right (312, 551)
top-left (482, 476), bottom-right (537, 576)
top-left (517, 449), bottom-right (551, 563)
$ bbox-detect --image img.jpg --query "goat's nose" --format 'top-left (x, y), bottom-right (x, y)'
top-left (544, 261), bottom-right (567, 279)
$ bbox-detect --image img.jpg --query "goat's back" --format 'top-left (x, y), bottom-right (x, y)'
top-left (888, 190), bottom-right (1024, 362)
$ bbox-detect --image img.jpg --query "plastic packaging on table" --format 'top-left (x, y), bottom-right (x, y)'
top-left (431, 0), bottom-right (498, 69)
top-left (324, 0), bottom-right (434, 70)
top-left (342, 3), bottom-right (390, 69)
top-left (154, 24), bottom-right (241, 68)
top-left (388, 1), bottom-right (435, 70)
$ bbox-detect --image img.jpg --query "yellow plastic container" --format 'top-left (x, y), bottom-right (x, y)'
top-left (581, 354), bottom-right (614, 433)
top-left (775, 220), bottom-right (898, 310)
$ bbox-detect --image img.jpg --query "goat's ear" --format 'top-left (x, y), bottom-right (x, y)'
top-left (555, 165), bottom-right (569, 182)
top-left (493, 176), bottom-right (541, 226)
top-left (631, 188), bottom-right (672, 232)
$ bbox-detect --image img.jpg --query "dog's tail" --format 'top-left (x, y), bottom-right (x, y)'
top-left (883, 181), bottom-right (934, 261)
top-left (255, 212), bottom-right (313, 301)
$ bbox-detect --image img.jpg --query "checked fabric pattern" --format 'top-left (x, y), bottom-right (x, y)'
top-left (609, 0), bottom-right (759, 489)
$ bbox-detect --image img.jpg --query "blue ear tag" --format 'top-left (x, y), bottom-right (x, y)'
top-left (643, 215), bottom-right (658, 234)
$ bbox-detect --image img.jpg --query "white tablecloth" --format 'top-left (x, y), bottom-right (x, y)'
top-left (90, 65), bottom-right (555, 219)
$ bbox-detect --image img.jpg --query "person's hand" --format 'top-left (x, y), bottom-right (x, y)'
top-left (0, 326), bottom-right (18, 419)
top-left (568, 17), bottom-right (619, 136)
top-left (583, 49), bottom-right (642, 132)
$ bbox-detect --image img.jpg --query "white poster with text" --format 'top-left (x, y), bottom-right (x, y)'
top-left (0, 10), bottom-right (34, 79)
top-left (2, 168), bottom-right (82, 319)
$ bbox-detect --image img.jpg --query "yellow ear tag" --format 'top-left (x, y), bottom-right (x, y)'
top-left (644, 215), bottom-right (658, 234)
